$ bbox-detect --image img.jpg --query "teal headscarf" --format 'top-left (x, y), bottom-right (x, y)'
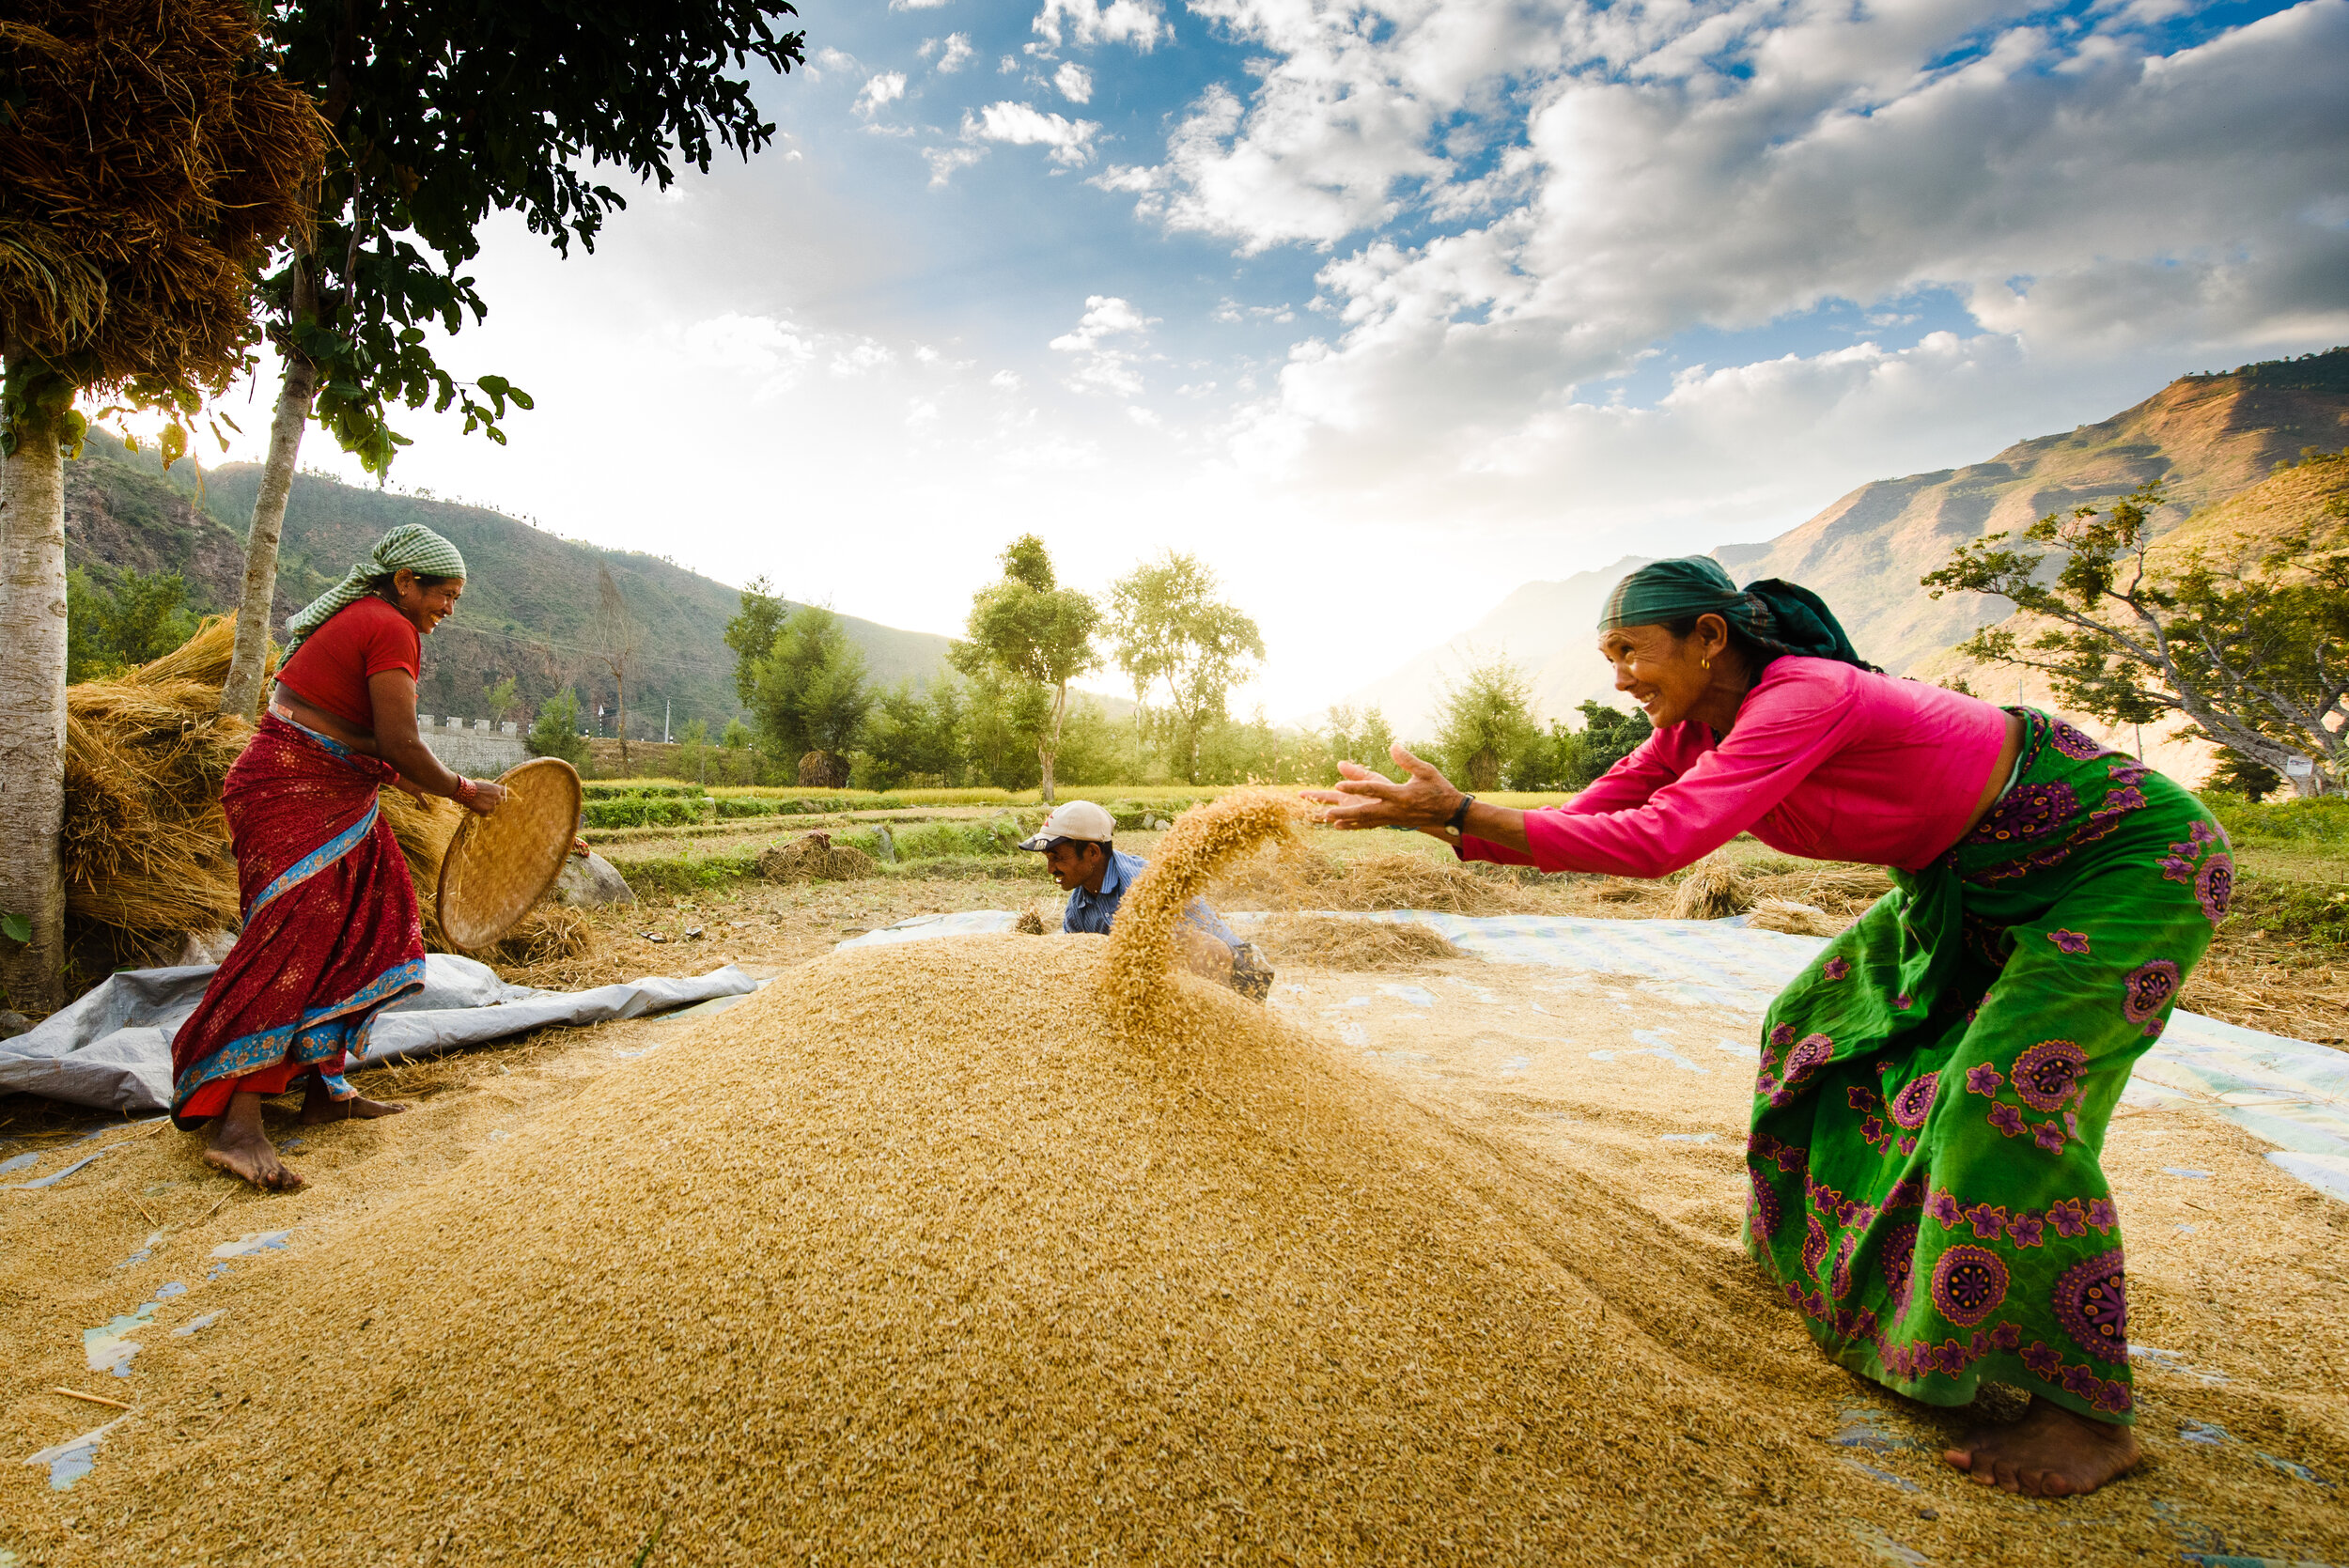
top-left (1599, 556), bottom-right (1875, 671)
top-left (280, 523), bottom-right (468, 662)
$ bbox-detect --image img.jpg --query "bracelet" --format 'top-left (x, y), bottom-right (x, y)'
top-left (455, 775), bottom-right (478, 805)
top-left (1445, 792), bottom-right (1476, 833)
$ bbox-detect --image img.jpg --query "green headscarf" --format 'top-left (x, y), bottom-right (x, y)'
top-left (280, 523), bottom-right (468, 662)
top-left (1598, 555), bottom-right (1875, 670)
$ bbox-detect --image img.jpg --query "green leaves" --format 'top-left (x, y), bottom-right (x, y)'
top-left (264, 0), bottom-right (804, 473)
top-left (1, 912), bottom-right (30, 945)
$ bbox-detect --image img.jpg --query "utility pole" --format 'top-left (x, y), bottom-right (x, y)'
top-left (664, 699), bottom-right (671, 744)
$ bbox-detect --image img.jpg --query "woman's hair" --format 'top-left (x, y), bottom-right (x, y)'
top-left (1659, 612), bottom-right (1777, 675)
top-left (367, 570), bottom-right (459, 598)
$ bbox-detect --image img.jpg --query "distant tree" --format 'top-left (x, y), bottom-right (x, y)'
top-left (1923, 473), bottom-right (2349, 798)
top-left (527, 688), bottom-right (591, 769)
top-left (215, 0), bottom-right (807, 718)
top-left (724, 577), bottom-right (787, 707)
top-left (675, 717), bottom-right (711, 784)
top-left (1109, 551), bottom-right (1265, 785)
top-left (962, 665), bottom-right (1050, 791)
top-left (863, 679), bottom-right (968, 789)
top-left (958, 535), bottom-right (1100, 803)
top-left (720, 715), bottom-right (754, 784)
top-left (753, 605), bottom-right (871, 783)
top-left (1432, 655), bottom-right (1540, 794)
top-left (64, 569), bottom-right (201, 683)
top-left (1562, 700), bottom-right (1653, 791)
top-left (594, 564), bottom-right (643, 766)
top-left (1050, 696), bottom-right (1128, 787)
top-left (484, 676), bottom-right (521, 727)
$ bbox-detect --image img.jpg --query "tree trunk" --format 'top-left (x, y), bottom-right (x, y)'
top-left (0, 350), bottom-right (71, 1013)
top-left (1038, 678), bottom-right (1068, 804)
top-left (615, 672), bottom-right (630, 768)
top-left (220, 357), bottom-right (319, 717)
top-left (221, 262), bottom-right (319, 720)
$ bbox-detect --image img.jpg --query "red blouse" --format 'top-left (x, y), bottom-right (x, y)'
top-left (274, 597), bottom-right (420, 729)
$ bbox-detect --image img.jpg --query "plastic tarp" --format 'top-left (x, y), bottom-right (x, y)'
top-left (841, 908), bottom-right (2349, 1203)
top-left (0, 955), bottom-right (758, 1114)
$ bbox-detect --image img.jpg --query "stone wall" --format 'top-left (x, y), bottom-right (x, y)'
top-left (418, 715), bottom-right (529, 778)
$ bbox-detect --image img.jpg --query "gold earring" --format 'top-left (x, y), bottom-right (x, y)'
top-left (1701, 657), bottom-right (1712, 670)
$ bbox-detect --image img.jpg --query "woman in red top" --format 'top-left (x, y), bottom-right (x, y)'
top-left (171, 524), bottom-right (506, 1190)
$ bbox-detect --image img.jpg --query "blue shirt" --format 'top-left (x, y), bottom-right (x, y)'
top-left (1064, 847), bottom-right (1241, 952)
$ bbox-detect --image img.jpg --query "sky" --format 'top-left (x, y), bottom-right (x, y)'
top-left (167, 0), bottom-right (2349, 716)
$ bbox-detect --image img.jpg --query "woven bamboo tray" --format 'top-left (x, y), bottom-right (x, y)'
top-left (435, 758), bottom-right (583, 952)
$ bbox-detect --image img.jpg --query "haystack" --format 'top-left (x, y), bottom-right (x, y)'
top-left (1256, 912), bottom-right (1466, 970)
top-left (1211, 846), bottom-right (1512, 916)
top-left (757, 831), bottom-right (876, 883)
top-left (1669, 851), bottom-right (1750, 920)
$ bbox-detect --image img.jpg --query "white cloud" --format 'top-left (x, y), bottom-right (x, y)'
top-left (1032, 0), bottom-right (1168, 52)
top-left (889, 0), bottom-right (951, 9)
top-left (831, 340), bottom-right (897, 377)
top-left (962, 101), bottom-right (1102, 166)
top-left (1050, 294), bottom-right (1159, 395)
top-left (804, 46), bottom-right (857, 84)
top-left (1117, 0), bottom-right (2349, 505)
top-left (922, 32), bottom-right (975, 72)
top-left (853, 71), bottom-right (909, 116)
top-left (989, 369), bottom-right (1024, 390)
top-left (679, 314), bottom-right (814, 382)
top-left (1054, 61), bottom-right (1095, 102)
top-left (924, 145), bottom-right (987, 186)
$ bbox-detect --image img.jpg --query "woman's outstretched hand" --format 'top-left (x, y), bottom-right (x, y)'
top-left (1299, 743), bottom-right (1466, 831)
top-left (464, 780), bottom-right (508, 816)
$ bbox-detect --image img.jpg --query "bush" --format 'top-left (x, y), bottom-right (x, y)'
top-left (2203, 794), bottom-right (2349, 848)
top-left (582, 781), bottom-right (702, 800)
top-left (527, 689), bottom-right (592, 770)
top-left (580, 795), bottom-right (713, 829)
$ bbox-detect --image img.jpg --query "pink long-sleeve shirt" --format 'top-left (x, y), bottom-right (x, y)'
top-left (1458, 657), bottom-right (2012, 878)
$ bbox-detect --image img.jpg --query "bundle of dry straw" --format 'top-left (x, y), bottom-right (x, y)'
top-left (1255, 913), bottom-right (1466, 970)
top-left (0, 0), bottom-right (321, 387)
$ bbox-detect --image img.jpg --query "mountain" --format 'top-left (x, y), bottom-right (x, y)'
top-left (63, 432), bottom-right (957, 737)
top-left (1349, 347), bottom-right (2349, 738)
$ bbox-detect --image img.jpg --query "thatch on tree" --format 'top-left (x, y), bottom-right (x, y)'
top-left (0, 0), bottom-right (322, 392)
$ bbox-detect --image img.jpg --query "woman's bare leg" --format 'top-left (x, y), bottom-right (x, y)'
top-left (202, 1091), bottom-right (303, 1189)
top-left (1944, 1396), bottom-right (2141, 1497)
top-left (298, 1070), bottom-right (408, 1124)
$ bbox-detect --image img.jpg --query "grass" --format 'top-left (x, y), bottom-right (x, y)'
top-left (2205, 794), bottom-right (2349, 850)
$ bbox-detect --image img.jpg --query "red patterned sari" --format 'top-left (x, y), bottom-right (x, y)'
top-left (168, 713), bottom-right (427, 1127)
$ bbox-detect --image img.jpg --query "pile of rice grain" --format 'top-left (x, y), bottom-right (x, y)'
top-left (3, 934), bottom-right (1883, 1565)
top-left (6, 792), bottom-right (2341, 1563)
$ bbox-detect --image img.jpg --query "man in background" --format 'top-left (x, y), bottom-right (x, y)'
top-left (1019, 800), bottom-right (1274, 999)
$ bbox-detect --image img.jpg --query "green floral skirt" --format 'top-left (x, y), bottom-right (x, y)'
top-left (1744, 708), bottom-right (2232, 1423)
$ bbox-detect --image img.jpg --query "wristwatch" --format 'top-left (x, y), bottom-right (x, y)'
top-left (1445, 793), bottom-right (1476, 833)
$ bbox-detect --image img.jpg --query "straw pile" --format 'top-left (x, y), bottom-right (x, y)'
top-left (1669, 853), bottom-right (1749, 920)
top-left (758, 831), bottom-right (877, 883)
top-left (61, 622), bottom-right (251, 946)
top-left (1256, 913), bottom-right (1466, 970)
top-left (1212, 846), bottom-right (1512, 916)
top-left (0, 0), bottom-right (321, 393)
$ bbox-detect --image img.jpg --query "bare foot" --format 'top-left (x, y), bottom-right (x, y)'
top-left (299, 1072), bottom-right (409, 1125)
top-left (1943, 1395), bottom-right (2141, 1497)
top-left (203, 1092), bottom-right (303, 1190)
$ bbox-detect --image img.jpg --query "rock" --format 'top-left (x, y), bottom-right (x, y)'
top-left (0, 1011), bottom-right (28, 1041)
top-left (554, 851), bottom-right (636, 908)
top-left (176, 928), bottom-right (239, 967)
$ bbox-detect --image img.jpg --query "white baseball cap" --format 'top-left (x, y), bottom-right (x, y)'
top-left (1017, 800), bottom-right (1116, 850)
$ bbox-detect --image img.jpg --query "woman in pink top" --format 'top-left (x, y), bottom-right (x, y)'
top-left (1308, 557), bottom-right (2232, 1500)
